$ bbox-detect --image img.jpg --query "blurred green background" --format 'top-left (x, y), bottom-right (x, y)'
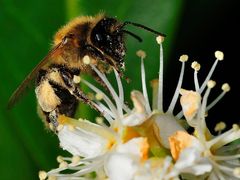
top-left (0, 0), bottom-right (239, 179)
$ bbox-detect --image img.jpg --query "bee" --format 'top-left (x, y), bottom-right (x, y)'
top-left (8, 13), bottom-right (165, 130)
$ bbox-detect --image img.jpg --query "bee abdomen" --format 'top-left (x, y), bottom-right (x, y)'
top-left (49, 80), bottom-right (78, 117)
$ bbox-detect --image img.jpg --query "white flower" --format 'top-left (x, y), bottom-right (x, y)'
top-left (39, 37), bottom-right (240, 180)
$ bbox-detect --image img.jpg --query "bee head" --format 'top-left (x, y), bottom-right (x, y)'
top-left (91, 18), bottom-right (126, 67)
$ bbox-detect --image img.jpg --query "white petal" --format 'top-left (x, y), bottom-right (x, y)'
top-left (174, 147), bottom-right (212, 175)
top-left (116, 137), bottom-right (148, 159)
top-left (58, 126), bottom-right (108, 158)
top-left (153, 114), bottom-right (185, 148)
top-left (105, 153), bottom-right (138, 180)
top-left (122, 112), bottom-right (147, 126)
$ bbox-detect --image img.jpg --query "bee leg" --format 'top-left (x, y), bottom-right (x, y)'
top-left (85, 44), bottom-right (122, 75)
top-left (72, 86), bottom-right (100, 113)
top-left (49, 110), bottom-right (59, 132)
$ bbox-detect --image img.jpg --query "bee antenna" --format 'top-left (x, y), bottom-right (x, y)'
top-left (123, 21), bottom-right (166, 37)
top-left (122, 30), bottom-right (142, 42)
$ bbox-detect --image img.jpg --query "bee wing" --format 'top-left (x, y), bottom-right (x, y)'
top-left (7, 43), bottom-right (62, 109)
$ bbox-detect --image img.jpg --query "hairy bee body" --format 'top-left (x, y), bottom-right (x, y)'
top-left (34, 14), bottom-right (126, 128)
top-left (8, 13), bottom-right (165, 131)
top-left (35, 65), bottom-right (80, 127)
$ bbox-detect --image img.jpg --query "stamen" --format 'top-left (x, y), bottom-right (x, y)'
top-left (139, 51), bottom-right (151, 114)
top-left (90, 65), bottom-right (123, 118)
top-left (167, 55), bottom-right (187, 114)
top-left (59, 161), bottom-right (68, 168)
top-left (199, 53), bottom-right (220, 93)
top-left (71, 156), bottom-right (81, 164)
top-left (57, 156), bottom-right (64, 163)
top-left (222, 83), bottom-right (230, 92)
top-left (150, 79), bottom-right (158, 110)
top-left (215, 51), bottom-right (224, 61)
top-left (207, 83), bottom-right (230, 111)
top-left (156, 35), bottom-right (165, 44)
top-left (39, 171), bottom-right (47, 180)
top-left (136, 50), bottom-right (146, 59)
top-left (197, 81), bottom-right (215, 140)
top-left (81, 79), bottom-right (118, 118)
top-left (191, 61), bottom-right (201, 91)
top-left (157, 38), bottom-right (164, 112)
top-left (214, 122), bottom-right (226, 133)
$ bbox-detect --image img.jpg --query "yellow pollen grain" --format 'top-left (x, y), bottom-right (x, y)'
top-left (214, 121), bottom-right (226, 132)
top-left (59, 161), bottom-right (68, 168)
top-left (57, 155), bottom-right (64, 163)
top-left (83, 55), bottom-right (91, 64)
top-left (215, 50), bottom-right (224, 60)
top-left (136, 50), bottom-right (146, 59)
top-left (179, 54), bottom-right (188, 62)
top-left (73, 75), bottom-right (81, 84)
top-left (207, 80), bottom-right (216, 88)
top-left (156, 35), bottom-right (164, 44)
top-left (39, 171), bottom-right (47, 180)
top-left (222, 83), bottom-right (230, 92)
top-left (95, 92), bottom-right (104, 101)
top-left (191, 61), bottom-right (201, 71)
top-left (168, 131), bottom-right (194, 160)
top-left (71, 155), bottom-right (81, 164)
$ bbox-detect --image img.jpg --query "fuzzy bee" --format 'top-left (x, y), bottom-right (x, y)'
top-left (8, 13), bottom-right (165, 130)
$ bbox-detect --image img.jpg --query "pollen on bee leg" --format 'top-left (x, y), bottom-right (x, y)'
top-left (156, 35), bottom-right (164, 44)
top-left (83, 55), bottom-right (91, 64)
top-left (38, 171), bottom-right (47, 180)
top-left (73, 75), bottom-right (81, 84)
top-left (136, 50), bottom-right (146, 59)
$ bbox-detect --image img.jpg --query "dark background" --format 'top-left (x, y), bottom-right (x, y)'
top-left (0, 0), bottom-right (239, 179)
